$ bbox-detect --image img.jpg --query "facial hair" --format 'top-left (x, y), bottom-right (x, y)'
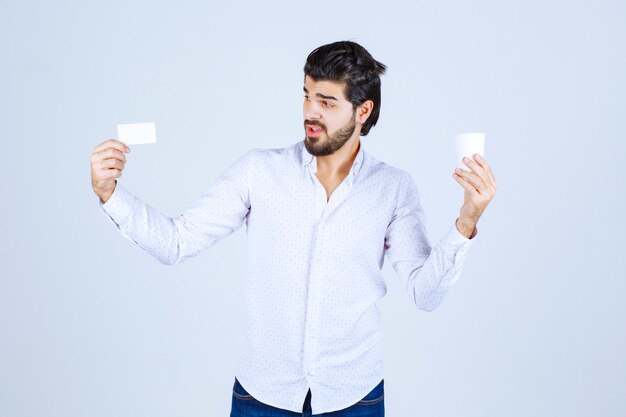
top-left (304, 110), bottom-right (357, 156)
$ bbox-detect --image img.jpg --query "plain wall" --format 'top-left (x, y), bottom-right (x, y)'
top-left (1, 1), bottom-right (624, 416)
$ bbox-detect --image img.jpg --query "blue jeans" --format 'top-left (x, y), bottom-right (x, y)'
top-left (230, 377), bottom-right (384, 417)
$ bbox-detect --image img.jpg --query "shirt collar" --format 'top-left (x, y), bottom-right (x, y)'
top-left (300, 140), bottom-right (365, 181)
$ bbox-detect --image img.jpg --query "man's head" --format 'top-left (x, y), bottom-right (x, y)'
top-left (302, 41), bottom-right (386, 156)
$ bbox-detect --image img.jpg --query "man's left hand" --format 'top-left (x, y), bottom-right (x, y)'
top-left (453, 153), bottom-right (497, 235)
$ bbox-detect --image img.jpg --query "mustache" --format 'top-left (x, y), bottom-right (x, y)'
top-left (304, 120), bottom-right (325, 129)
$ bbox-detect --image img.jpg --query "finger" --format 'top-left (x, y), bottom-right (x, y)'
top-left (464, 155), bottom-right (497, 193)
top-left (103, 168), bottom-right (122, 179)
top-left (453, 172), bottom-right (478, 196)
top-left (100, 158), bottom-right (124, 170)
top-left (472, 154), bottom-right (497, 189)
top-left (92, 147), bottom-right (127, 164)
top-left (93, 139), bottom-right (130, 154)
top-left (462, 156), bottom-right (490, 188)
top-left (455, 168), bottom-right (486, 192)
top-left (93, 153), bottom-right (124, 170)
top-left (92, 139), bottom-right (129, 154)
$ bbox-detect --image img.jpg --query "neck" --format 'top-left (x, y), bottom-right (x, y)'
top-left (315, 135), bottom-right (361, 178)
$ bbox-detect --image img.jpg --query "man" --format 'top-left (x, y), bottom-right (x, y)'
top-left (90, 40), bottom-right (497, 417)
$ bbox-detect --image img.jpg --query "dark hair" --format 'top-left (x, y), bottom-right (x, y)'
top-left (303, 40), bottom-right (387, 136)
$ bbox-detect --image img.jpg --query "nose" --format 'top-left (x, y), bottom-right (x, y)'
top-left (304, 100), bottom-right (322, 120)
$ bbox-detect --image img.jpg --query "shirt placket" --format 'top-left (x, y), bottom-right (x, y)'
top-left (302, 163), bottom-right (350, 379)
top-left (303, 168), bottom-right (326, 379)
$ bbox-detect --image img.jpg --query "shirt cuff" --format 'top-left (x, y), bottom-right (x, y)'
top-left (98, 180), bottom-right (135, 225)
top-left (441, 221), bottom-right (477, 263)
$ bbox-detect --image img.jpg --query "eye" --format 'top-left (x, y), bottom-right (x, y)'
top-left (322, 101), bottom-right (333, 108)
top-left (303, 95), bottom-right (310, 100)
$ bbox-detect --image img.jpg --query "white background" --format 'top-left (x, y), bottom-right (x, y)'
top-left (1, 1), bottom-right (624, 416)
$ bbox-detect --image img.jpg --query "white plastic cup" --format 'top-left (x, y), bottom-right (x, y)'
top-left (455, 132), bottom-right (485, 169)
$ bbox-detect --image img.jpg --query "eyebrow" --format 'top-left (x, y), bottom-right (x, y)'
top-left (303, 86), bottom-right (338, 101)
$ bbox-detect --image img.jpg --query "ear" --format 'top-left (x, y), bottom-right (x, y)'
top-left (355, 100), bottom-right (374, 125)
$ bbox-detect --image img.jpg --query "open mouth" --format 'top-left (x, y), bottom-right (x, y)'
top-left (306, 125), bottom-right (323, 137)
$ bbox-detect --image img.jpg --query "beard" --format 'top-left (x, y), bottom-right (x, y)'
top-left (304, 110), bottom-right (357, 156)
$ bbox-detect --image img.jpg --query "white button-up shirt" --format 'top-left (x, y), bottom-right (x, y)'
top-left (98, 139), bottom-right (477, 414)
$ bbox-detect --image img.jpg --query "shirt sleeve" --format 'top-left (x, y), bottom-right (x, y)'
top-left (97, 149), bottom-right (257, 265)
top-left (383, 171), bottom-right (477, 312)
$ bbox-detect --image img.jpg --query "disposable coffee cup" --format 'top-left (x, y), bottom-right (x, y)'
top-left (455, 132), bottom-right (485, 169)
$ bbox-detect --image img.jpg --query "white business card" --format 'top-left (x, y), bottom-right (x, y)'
top-left (117, 122), bottom-right (157, 145)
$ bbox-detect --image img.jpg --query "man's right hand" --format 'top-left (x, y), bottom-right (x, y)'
top-left (91, 139), bottom-right (130, 203)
